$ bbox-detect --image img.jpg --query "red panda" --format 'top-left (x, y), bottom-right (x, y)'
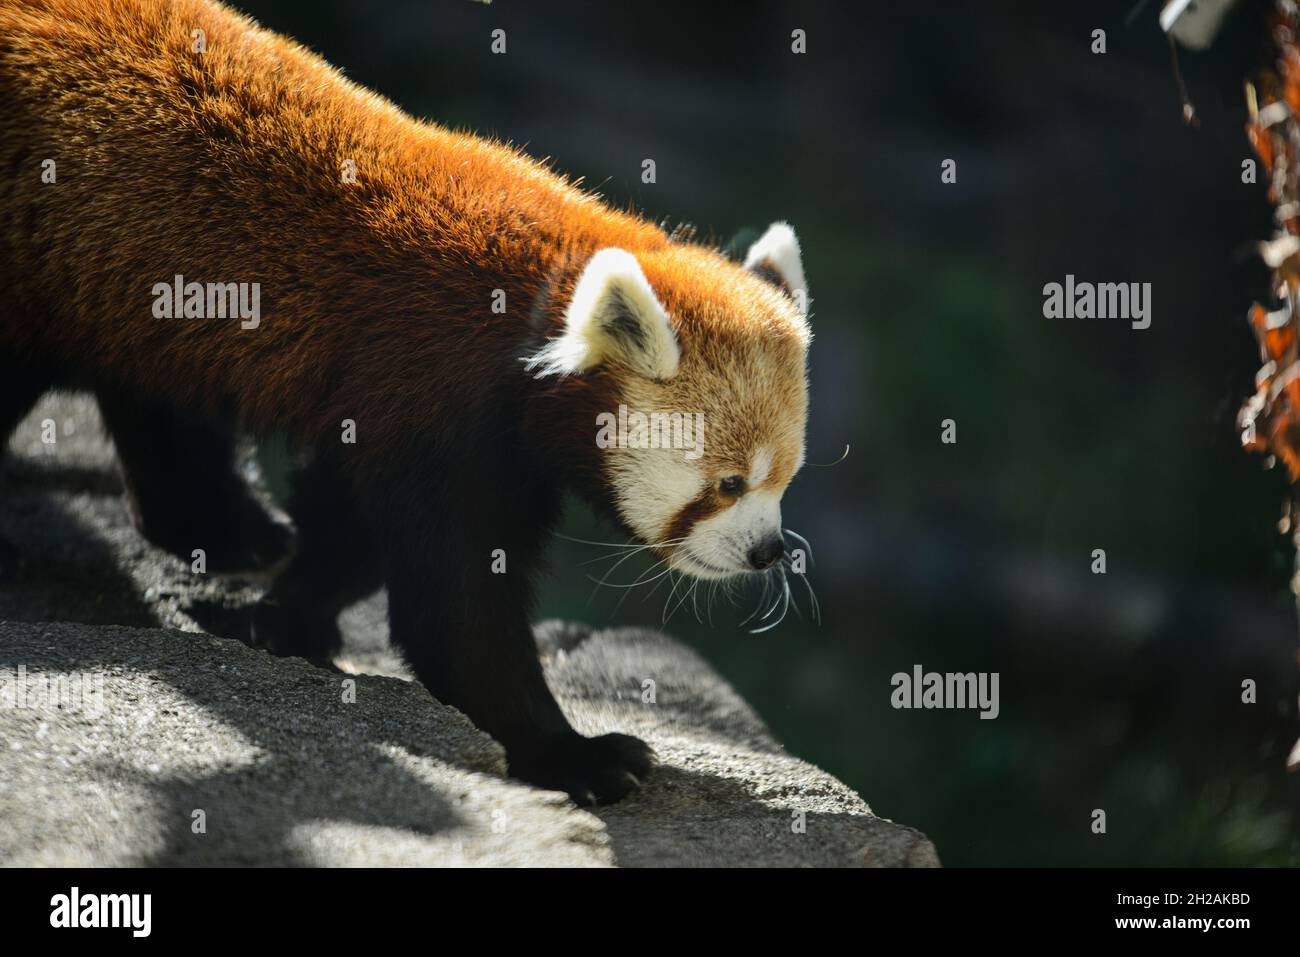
top-left (0, 0), bottom-right (811, 804)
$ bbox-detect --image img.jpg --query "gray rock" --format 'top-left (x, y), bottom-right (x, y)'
top-left (0, 393), bottom-right (937, 867)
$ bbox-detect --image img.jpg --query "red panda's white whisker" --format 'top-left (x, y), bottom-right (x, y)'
top-left (662, 573), bottom-right (687, 626)
top-left (724, 577), bottom-right (745, 609)
top-left (670, 580), bottom-right (699, 625)
top-left (586, 549), bottom-right (678, 609)
top-left (665, 575), bottom-right (700, 625)
top-left (805, 444), bottom-right (851, 469)
top-left (783, 528), bottom-right (814, 565)
top-left (563, 534), bottom-right (686, 566)
top-left (553, 532), bottom-right (643, 550)
top-left (798, 572), bottom-right (822, 625)
top-left (609, 559), bottom-right (677, 618)
top-left (761, 577), bottom-right (786, 622)
top-left (777, 534), bottom-right (821, 625)
top-left (640, 568), bottom-right (677, 608)
top-left (750, 572), bottom-right (793, 634)
top-left (690, 580), bottom-right (705, 625)
top-left (591, 560), bottom-right (675, 591)
top-left (585, 538), bottom-right (686, 592)
top-left (740, 570), bottom-right (775, 627)
top-left (744, 571), bottom-right (783, 631)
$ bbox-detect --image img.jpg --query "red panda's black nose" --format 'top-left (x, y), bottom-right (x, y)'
top-left (747, 535), bottom-right (785, 571)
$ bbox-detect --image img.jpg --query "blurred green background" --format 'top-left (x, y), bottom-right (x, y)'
top-left (241, 0), bottom-right (1299, 865)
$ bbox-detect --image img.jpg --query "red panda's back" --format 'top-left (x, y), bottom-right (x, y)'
top-left (0, 0), bottom-right (665, 442)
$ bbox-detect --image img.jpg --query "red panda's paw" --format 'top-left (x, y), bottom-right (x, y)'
top-left (0, 536), bottom-right (21, 584)
top-left (193, 498), bottom-right (293, 574)
top-left (213, 502), bottom-right (293, 574)
top-left (249, 595), bottom-right (343, 669)
top-left (510, 732), bottom-right (657, 806)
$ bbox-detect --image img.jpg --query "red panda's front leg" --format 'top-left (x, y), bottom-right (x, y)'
top-left (362, 459), bottom-right (655, 806)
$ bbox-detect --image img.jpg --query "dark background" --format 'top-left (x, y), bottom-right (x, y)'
top-left (239, 0), bottom-right (1299, 865)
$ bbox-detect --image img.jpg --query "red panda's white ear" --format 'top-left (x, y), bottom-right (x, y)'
top-left (743, 221), bottom-right (809, 315)
top-left (526, 248), bottom-right (679, 380)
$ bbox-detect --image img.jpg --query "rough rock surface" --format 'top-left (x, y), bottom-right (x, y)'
top-left (0, 393), bottom-right (938, 867)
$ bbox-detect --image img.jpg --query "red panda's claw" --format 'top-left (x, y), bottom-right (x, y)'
top-left (510, 731), bottom-right (656, 806)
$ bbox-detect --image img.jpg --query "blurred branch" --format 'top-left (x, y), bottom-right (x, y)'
top-left (1234, 0), bottom-right (1300, 769)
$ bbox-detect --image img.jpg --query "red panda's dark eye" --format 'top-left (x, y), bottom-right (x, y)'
top-left (719, 475), bottom-right (746, 496)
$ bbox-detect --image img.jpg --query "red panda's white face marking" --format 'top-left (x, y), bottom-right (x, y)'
top-left (529, 222), bottom-right (810, 581)
top-left (661, 444), bottom-right (792, 580)
top-left (749, 447), bottom-right (774, 486)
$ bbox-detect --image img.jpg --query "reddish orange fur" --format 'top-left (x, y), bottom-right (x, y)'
top-left (0, 0), bottom-right (805, 521)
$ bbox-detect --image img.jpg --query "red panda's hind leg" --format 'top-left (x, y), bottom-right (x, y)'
top-left (0, 361), bottom-right (54, 583)
top-left (95, 390), bottom-right (292, 573)
top-left (250, 452), bottom-right (383, 666)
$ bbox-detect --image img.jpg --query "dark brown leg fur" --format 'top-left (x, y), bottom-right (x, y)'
top-left (0, 360), bottom-right (52, 582)
top-left (251, 450), bottom-right (382, 665)
top-left (95, 389), bottom-right (291, 573)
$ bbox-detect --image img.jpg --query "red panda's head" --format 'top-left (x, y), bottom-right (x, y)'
top-left (528, 223), bottom-right (810, 580)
